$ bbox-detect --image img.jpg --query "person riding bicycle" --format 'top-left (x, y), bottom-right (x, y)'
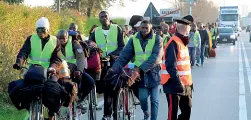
top-left (13, 17), bottom-right (62, 120)
top-left (88, 11), bottom-right (124, 120)
top-left (57, 29), bottom-right (94, 113)
top-left (110, 20), bottom-right (163, 120)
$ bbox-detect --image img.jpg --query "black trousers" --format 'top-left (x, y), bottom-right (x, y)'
top-left (103, 83), bottom-right (119, 118)
top-left (166, 94), bottom-right (192, 120)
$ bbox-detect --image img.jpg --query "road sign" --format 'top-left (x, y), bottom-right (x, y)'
top-left (160, 9), bottom-right (181, 18)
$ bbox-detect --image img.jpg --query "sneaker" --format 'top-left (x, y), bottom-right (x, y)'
top-left (102, 116), bottom-right (111, 120)
top-left (196, 63), bottom-right (200, 67)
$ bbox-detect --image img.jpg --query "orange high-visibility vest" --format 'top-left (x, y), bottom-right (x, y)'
top-left (161, 36), bottom-right (192, 85)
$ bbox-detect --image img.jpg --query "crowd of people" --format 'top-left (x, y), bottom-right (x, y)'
top-left (9, 10), bottom-right (219, 120)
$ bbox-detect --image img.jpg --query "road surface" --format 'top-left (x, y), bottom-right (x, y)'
top-left (82, 31), bottom-right (251, 120)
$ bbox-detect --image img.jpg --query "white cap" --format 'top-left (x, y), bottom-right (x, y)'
top-left (134, 21), bottom-right (142, 27)
top-left (36, 17), bottom-right (50, 30)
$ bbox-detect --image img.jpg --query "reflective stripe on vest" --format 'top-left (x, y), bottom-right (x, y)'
top-left (95, 24), bottom-right (118, 56)
top-left (133, 34), bottom-right (156, 67)
top-left (61, 37), bottom-right (76, 64)
top-left (29, 34), bottom-right (57, 68)
top-left (161, 35), bottom-right (192, 85)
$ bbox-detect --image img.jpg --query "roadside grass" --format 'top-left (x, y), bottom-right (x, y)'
top-left (0, 92), bottom-right (28, 120)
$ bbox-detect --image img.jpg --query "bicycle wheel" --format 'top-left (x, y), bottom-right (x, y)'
top-left (117, 89), bottom-right (125, 120)
top-left (88, 88), bottom-right (97, 120)
top-left (128, 90), bottom-right (136, 120)
top-left (72, 101), bottom-right (82, 120)
top-left (56, 106), bottom-right (73, 120)
top-left (29, 99), bottom-right (44, 120)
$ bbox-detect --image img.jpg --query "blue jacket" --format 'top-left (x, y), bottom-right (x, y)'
top-left (112, 31), bottom-right (163, 88)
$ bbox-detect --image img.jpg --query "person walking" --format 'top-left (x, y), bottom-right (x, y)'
top-left (198, 23), bottom-right (209, 66)
top-left (188, 23), bottom-right (201, 68)
top-left (111, 20), bottom-right (163, 120)
top-left (162, 15), bottom-right (194, 120)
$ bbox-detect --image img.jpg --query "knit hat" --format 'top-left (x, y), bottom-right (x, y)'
top-left (36, 17), bottom-right (50, 30)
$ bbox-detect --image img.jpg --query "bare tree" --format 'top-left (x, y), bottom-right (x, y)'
top-left (165, 0), bottom-right (183, 8)
top-left (54, 0), bottom-right (137, 17)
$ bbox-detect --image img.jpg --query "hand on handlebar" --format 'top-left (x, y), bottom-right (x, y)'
top-left (47, 67), bottom-right (56, 75)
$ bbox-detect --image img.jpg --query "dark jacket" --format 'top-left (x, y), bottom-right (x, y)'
top-left (112, 31), bottom-right (163, 88)
top-left (198, 29), bottom-right (209, 46)
top-left (16, 35), bottom-right (62, 69)
top-left (88, 25), bottom-right (125, 57)
top-left (163, 33), bottom-right (192, 96)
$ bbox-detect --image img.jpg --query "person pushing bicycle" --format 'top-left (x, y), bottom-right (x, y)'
top-left (110, 20), bottom-right (163, 120)
top-left (13, 17), bottom-right (62, 120)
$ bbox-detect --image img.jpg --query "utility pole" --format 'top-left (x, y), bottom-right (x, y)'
top-left (188, 0), bottom-right (192, 15)
top-left (150, 3), bottom-right (152, 22)
top-left (57, 0), bottom-right (60, 13)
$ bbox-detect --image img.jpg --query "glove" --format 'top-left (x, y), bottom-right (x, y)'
top-left (47, 67), bottom-right (56, 75)
top-left (13, 63), bottom-right (21, 70)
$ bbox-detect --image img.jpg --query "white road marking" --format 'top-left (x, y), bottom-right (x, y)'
top-left (241, 42), bottom-right (251, 92)
top-left (239, 39), bottom-right (247, 120)
top-left (239, 43), bottom-right (245, 95)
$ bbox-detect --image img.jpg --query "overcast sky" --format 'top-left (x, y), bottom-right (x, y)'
top-left (24, 0), bottom-right (251, 18)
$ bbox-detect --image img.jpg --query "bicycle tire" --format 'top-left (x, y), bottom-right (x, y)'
top-left (88, 88), bottom-right (97, 120)
top-left (117, 89), bottom-right (125, 120)
top-left (128, 90), bottom-right (136, 120)
top-left (72, 101), bottom-right (82, 120)
top-left (29, 99), bottom-right (44, 120)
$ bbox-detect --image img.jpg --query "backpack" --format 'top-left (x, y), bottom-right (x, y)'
top-left (24, 64), bottom-right (47, 84)
top-left (8, 79), bottom-right (44, 110)
top-left (42, 77), bottom-right (67, 113)
top-left (83, 40), bottom-right (101, 71)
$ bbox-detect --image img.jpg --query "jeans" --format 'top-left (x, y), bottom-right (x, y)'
top-left (139, 85), bottom-right (160, 120)
top-left (188, 47), bottom-right (196, 66)
top-left (200, 44), bottom-right (206, 65)
top-left (196, 47), bottom-right (201, 64)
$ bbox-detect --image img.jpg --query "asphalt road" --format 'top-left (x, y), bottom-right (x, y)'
top-left (82, 31), bottom-right (251, 120)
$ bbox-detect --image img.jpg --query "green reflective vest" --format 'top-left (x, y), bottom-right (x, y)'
top-left (211, 28), bottom-right (216, 40)
top-left (124, 35), bottom-right (133, 45)
top-left (194, 31), bottom-right (200, 47)
top-left (61, 37), bottom-right (76, 64)
top-left (95, 24), bottom-right (118, 56)
top-left (163, 33), bottom-right (171, 46)
top-left (29, 34), bottom-right (57, 68)
top-left (133, 34), bottom-right (156, 67)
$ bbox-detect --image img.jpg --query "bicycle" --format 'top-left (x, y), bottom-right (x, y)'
top-left (19, 66), bottom-right (45, 120)
top-left (105, 68), bottom-right (138, 120)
